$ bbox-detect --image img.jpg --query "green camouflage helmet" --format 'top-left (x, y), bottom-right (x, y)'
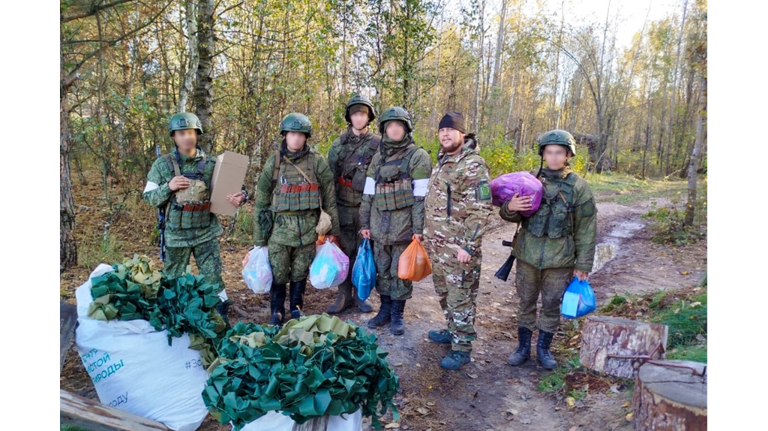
top-left (537, 129), bottom-right (576, 156)
top-left (168, 112), bottom-right (203, 136)
top-left (345, 94), bottom-right (377, 124)
top-left (280, 113), bottom-right (312, 138)
top-left (379, 106), bottom-right (413, 135)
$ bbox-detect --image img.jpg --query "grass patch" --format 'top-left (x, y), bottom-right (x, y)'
top-left (588, 173), bottom-right (694, 205)
top-left (538, 354), bottom-right (582, 393)
top-left (78, 233), bottom-right (124, 270)
top-left (601, 294), bottom-right (629, 313)
top-left (651, 293), bottom-right (707, 348)
top-left (667, 345), bottom-right (707, 362)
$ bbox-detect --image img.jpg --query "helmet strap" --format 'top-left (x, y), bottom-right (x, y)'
top-left (536, 156), bottom-right (544, 179)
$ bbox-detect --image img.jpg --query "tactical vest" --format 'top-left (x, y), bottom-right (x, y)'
top-left (164, 153), bottom-right (212, 230)
top-left (336, 133), bottom-right (380, 204)
top-left (522, 173), bottom-right (577, 239)
top-left (271, 152), bottom-right (321, 212)
top-left (373, 144), bottom-right (418, 211)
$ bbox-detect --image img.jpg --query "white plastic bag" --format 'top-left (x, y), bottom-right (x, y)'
top-left (236, 409), bottom-right (363, 431)
top-left (242, 246), bottom-right (273, 294)
top-left (74, 264), bottom-right (209, 431)
top-left (309, 240), bottom-right (349, 289)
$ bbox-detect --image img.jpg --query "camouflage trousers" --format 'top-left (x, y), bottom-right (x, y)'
top-left (337, 205), bottom-right (363, 292)
top-left (165, 238), bottom-right (226, 295)
top-left (431, 256), bottom-right (482, 353)
top-left (268, 241), bottom-right (316, 285)
top-left (515, 259), bottom-right (573, 333)
top-left (373, 242), bottom-right (412, 300)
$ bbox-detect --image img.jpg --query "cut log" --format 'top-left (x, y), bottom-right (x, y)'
top-left (60, 389), bottom-right (171, 431)
top-left (580, 316), bottom-right (668, 378)
top-left (632, 360), bottom-right (707, 430)
top-left (61, 301), bottom-right (78, 373)
top-left (292, 415), bottom-right (330, 431)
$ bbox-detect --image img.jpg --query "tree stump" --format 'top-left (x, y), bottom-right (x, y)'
top-left (632, 360), bottom-right (707, 430)
top-left (580, 316), bottom-right (668, 378)
top-left (292, 415), bottom-right (330, 431)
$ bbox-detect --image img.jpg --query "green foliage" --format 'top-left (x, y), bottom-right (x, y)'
top-left (537, 355), bottom-right (582, 393)
top-left (651, 293), bottom-right (707, 348)
top-left (642, 206), bottom-right (704, 245)
top-left (78, 234), bottom-right (124, 270)
top-left (601, 294), bottom-right (629, 313)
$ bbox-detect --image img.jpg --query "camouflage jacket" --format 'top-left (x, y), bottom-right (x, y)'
top-left (327, 128), bottom-right (381, 207)
top-left (143, 148), bottom-right (223, 248)
top-left (499, 167), bottom-right (597, 272)
top-left (424, 137), bottom-right (493, 259)
top-left (359, 137), bottom-right (433, 245)
top-left (252, 143), bottom-right (340, 248)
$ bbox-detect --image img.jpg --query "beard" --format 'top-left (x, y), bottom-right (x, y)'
top-left (440, 139), bottom-right (462, 154)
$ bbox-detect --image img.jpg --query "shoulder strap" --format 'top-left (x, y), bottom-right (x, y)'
top-left (196, 153), bottom-right (206, 177)
top-left (369, 135), bottom-right (381, 151)
top-left (283, 155), bottom-right (315, 184)
top-left (340, 135), bottom-right (372, 178)
top-left (272, 150), bottom-right (281, 182)
top-left (383, 144), bottom-right (415, 164)
top-left (164, 154), bottom-right (178, 176)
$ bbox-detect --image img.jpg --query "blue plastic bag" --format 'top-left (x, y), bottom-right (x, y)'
top-left (352, 239), bottom-right (376, 300)
top-left (561, 277), bottom-right (596, 318)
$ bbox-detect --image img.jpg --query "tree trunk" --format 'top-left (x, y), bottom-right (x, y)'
top-left (666, 0), bottom-right (689, 176)
top-left (179, 0), bottom-right (199, 112)
top-left (632, 360), bottom-right (707, 431)
top-left (473, 0), bottom-right (485, 130)
top-left (580, 316), bottom-right (669, 379)
top-left (491, 0), bottom-right (508, 91)
top-left (193, 0), bottom-right (215, 152)
top-left (60, 53), bottom-right (78, 271)
top-left (291, 416), bottom-right (330, 431)
top-left (685, 75), bottom-right (706, 227)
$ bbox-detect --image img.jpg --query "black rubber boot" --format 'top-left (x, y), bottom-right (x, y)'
top-left (269, 282), bottom-right (287, 326)
top-left (389, 299), bottom-right (406, 336)
top-left (537, 330), bottom-right (558, 370)
top-left (327, 283), bottom-right (353, 314)
top-left (353, 287), bottom-right (374, 313)
top-left (215, 301), bottom-right (231, 327)
top-left (507, 327), bottom-right (533, 366)
top-left (289, 280), bottom-right (307, 320)
top-left (367, 295), bottom-right (392, 328)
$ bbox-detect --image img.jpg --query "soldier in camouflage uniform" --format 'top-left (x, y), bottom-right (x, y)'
top-left (500, 129), bottom-right (597, 369)
top-left (360, 107), bottom-right (433, 336)
top-left (252, 113), bottom-right (340, 326)
top-left (423, 112), bottom-right (493, 370)
top-left (143, 112), bottom-right (247, 325)
top-left (325, 94), bottom-right (380, 314)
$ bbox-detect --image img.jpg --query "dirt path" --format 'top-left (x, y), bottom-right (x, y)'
top-left (60, 182), bottom-right (707, 431)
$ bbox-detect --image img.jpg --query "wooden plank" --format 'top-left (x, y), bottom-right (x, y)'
top-left (61, 301), bottom-right (78, 372)
top-left (60, 390), bottom-right (171, 431)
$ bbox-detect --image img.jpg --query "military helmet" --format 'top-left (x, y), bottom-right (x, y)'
top-left (537, 129), bottom-right (576, 156)
top-left (168, 112), bottom-right (203, 136)
top-left (379, 106), bottom-right (413, 135)
top-left (280, 113), bottom-right (312, 138)
top-left (345, 94), bottom-right (377, 125)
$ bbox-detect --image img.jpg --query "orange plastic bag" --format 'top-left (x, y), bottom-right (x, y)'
top-left (398, 236), bottom-right (433, 281)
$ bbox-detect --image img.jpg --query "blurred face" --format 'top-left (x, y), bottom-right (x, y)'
top-left (285, 131), bottom-right (307, 152)
top-left (172, 129), bottom-right (198, 154)
top-left (385, 121), bottom-right (406, 141)
top-left (438, 127), bottom-right (464, 155)
top-left (542, 145), bottom-right (571, 170)
top-left (350, 111), bottom-right (369, 131)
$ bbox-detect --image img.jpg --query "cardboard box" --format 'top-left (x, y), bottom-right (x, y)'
top-left (210, 151), bottom-right (250, 216)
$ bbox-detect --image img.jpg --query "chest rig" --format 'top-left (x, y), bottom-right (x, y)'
top-left (271, 151), bottom-right (321, 212)
top-left (336, 132), bottom-right (380, 199)
top-left (165, 152), bottom-right (212, 230)
top-left (373, 144), bottom-right (417, 211)
top-left (522, 173), bottom-right (576, 239)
